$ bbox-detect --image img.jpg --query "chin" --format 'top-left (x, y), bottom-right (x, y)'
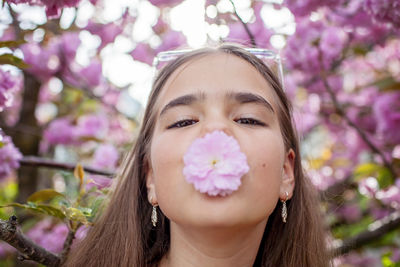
top-left (187, 199), bottom-right (261, 229)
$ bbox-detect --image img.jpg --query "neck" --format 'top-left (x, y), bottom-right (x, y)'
top-left (160, 220), bottom-right (267, 267)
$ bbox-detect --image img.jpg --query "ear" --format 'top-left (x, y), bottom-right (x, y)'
top-left (146, 162), bottom-right (158, 205)
top-left (280, 149), bottom-right (295, 201)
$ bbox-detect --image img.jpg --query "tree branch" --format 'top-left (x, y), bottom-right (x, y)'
top-left (332, 210), bottom-right (400, 256)
top-left (59, 223), bottom-right (78, 265)
top-left (228, 0), bottom-right (257, 47)
top-left (320, 73), bottom-right (397, 178)
top-left (0, 216), bottom-right (60, 266)
top-left (20, 156), bottom-right (114, 177)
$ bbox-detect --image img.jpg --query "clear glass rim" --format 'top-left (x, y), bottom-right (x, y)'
top-left (152, 47), bottom-right (284, 87)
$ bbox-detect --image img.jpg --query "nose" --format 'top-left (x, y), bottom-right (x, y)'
top-left (200, 112), bottom-right (233, 137)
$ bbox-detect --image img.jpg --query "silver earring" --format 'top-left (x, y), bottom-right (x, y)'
top-left (151, 205), bottom-right (158, 227)
top-left (281, 192), bottom-right (289, 223)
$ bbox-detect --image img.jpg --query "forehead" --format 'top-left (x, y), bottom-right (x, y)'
top-left (155, 52), bottom-right (277, 110)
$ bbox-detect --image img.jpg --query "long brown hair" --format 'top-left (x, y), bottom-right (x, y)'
top-left (64, 44), bottom-right (331, 267)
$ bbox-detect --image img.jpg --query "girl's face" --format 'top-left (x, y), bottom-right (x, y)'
top-left (146, 53), bottom-right (295, 228)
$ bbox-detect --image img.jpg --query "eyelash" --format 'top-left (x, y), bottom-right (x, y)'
top-left (167, 117), bottom-right (266, 129)
top-left (167, 119), bottom-right (198, 129)
top-left (235, 118), bottom-right (266, 126)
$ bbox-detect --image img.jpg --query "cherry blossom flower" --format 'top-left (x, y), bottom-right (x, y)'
top-left (86, 175), bottom-right (113, 191)
top-left (43, 118), bottom-right (76, 145)
top-left (85, 21), bottom-right (123, 49)
top-left (21, 41), bottom-right (61, 82)
top-left (0, 132), bottom-right (22, 181)
top-left (284, 0), bottom-right (338, 17)
top-left (337, 203), bottom-right (362, 223)
top-left (183, 130), bottom-right (249, 196)
top-left (131, 43), bottom-right (154, 65)
top-left (155, 30), bottom-right (186, 53)
top-left (75, 114), bottom-right (109, 140)
top-left (148, 0), bottom-right (182, 7)
top-left (91, 143), bottom-right (119, 170)
top-left (79, 59), bottom-right (103, 87)
top-left (373, 91), bottom-right (400, 144)
top-left (7, 0), bottom-right (82, 19)
top-left (26, 219), bottom-right (68, 253)
top-left (364, 0), bottom-right (400, 27)
top-left (0, 242), bottom-right (15, 257)
top-left (60, 32), bottom-right (81, 64)
top-left (0, 68), bottom-right (22, 112)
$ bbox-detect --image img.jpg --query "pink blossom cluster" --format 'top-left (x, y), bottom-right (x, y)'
top-left (0, 132), bottom-right (22, 181)
top-left (373, 91), bottom-right (400, 144)
top-left (375, 179), bottom-right (400, 209)
top-left (20, 32), bottom-right (80, 82)
top-left (21, 30), bottom-right (106, 89)
top-left (131, 43), bottom-right (154, 65)
top-left (285, 0), bottom-right (400, 29)
top-left (43, 114), bottom-right (109, 146)
top-left (91, 143), bottom-right (119, 171)
top-left (147, 0), bottom-right (182, 7)
top-left (20, 29), bottom-right (112, 88)
top-left (227, 2), bottom-right (272, 48)
top-left (364, 0), bottom-right (400, 27)
top-left (26, 219), bottom-right (89, 254)
top-left (85, 21), bottom-right (123, 49)
top-left (21, 42), bottom-right (60, 81)
top-left (284, 0), bottom-right (338, 17)
top-left (0, 68), bottom-right (22, 112)
top-left (183, 131), bottom-right (249, 196)
top-left (0, 241), bottom-right (15, 257)
top-left (6, 0), bottom-right (83, 19)
top-left (26, 219), bottom-right (68, 253)
top-left (86, 175), bottom-right (113, 191)
top-left (131, 29), bottom-right (186, 66)
top-left (285, 20), bottom-right (348, 75)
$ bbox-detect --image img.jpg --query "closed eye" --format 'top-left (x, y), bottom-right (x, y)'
top-left (235, 118), bottom-right (266, 126)
top-left (167, 119), bottom-right (198, 129)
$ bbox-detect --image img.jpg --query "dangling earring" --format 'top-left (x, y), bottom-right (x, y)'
top-left (149, 197), bottom-right (158, 227)
top-left (281, 192), bottom-right (289, 223)
top-left (151, 205), bottom-right (158, 227)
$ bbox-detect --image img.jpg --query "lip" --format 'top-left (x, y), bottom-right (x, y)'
top-left (198, 190), bottom-right (235, 200)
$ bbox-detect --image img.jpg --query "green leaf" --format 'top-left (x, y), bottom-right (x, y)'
top-left (78, 207), bottom-right (92, 217)
top-left (354, 163), bottom-right (394, 188)
top-left (61, 206), bottom-right (90, 225)
top-left (354, 163), bottom-right (380, 179)
top-left (332, 215), bottom-right (374, 239)
top-left (0, 54), bottom-right (28, 68)
top-left (0, 182), bottom-right (18, 204)
top-left (35, 204), bottom-right (66, 219)
top-left (0, 40), bottom-right (25, 48)
top-left (381, 250), bottom-right (400, 267)
top-left (0, 203), bottom-right (66, 219)
top-left (88, 196), bottom-right (107, 222)
top-left (377, 167), bottom-right (393, 189)
top-left (27, 189), bottom-right (65, 203)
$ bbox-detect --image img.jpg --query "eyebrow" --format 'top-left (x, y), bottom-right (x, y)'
top-left (159, 91), bottom-right (274, 116)
top-left (159, 93), bottom-right (204, 116)
top-left (228, 92), bottom-right (275, 113)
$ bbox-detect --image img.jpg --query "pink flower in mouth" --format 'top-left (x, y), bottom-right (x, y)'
top-left (183, 131), bottom-right (250, 196)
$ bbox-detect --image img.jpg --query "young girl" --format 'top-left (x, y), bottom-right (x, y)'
top-left (64, 44), bottom-right (331, 267)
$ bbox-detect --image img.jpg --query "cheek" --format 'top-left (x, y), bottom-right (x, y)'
top-left (149, 134), bottom-right (193, 207)
top-left (240, 133), bottom-right (285, 206)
